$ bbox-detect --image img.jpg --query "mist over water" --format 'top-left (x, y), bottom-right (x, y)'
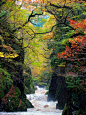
top-left (0, 86), bottom-right (63, 115)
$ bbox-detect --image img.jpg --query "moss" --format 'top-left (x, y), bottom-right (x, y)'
top-left (17, 100), bottom-right (27, 111)
top-left (76, 109), bottom-right (81, 115)
top-left (2, 85), bottom-right (34, 112)
top-left (62, 103), bottom-right (67, 115)
top-left (25, 99), bottom-right (34, 108)
top-left (2, 86), bottom-right (21, 112)
top-left (0, 68), bottom-right (13, 103)
top-left (21, 94), bottom-right (34, 108)
top-left (76, 109), bottom-right (86, 115)
top-left (24, 73), bottom-right (35, 94)
top-left (24, 85), bottom-right (30, 94)
top-left (45, 91), bottom-right (49, 95)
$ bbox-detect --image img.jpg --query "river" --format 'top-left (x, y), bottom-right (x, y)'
top-left (0, 86), bottom-right (63, 115)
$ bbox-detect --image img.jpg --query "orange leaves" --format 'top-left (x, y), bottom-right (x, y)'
top-left (2, 85), bottom-right (16, 102)
top-left (69, 19), bottom-right (86, 33)
top-left (57, 19), bottom-right (86, 60)
top-left (58, 35), bottom-right (86, 59)
top-left (84, 29), bottom-right (86, 34)
top-left (43, 32), bottom-right (53, 40)
top-left (0, 45), bottom-right (13, 51)
top-left (8, 0), bottom-right (11, 2)
top-left (57, 46), bottom-right (71, 58)
top-left (69, 19), bottom-right (76, 26)
top-left (18, 100), bottom-right (22, 108)
top-left (79, 66), bottom-right (85, 72)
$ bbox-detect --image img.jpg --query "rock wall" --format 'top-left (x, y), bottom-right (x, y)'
top-left (48, 67), bottom-right (68, 109)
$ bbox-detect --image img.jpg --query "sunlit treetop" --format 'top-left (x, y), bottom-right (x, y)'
top-left (15, 0), bottom-right (85, 6)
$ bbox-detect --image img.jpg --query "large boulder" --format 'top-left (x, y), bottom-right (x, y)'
top-left (1, 85), bottom-right (33, 112)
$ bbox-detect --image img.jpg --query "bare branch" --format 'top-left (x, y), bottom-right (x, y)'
top-left (12, 10), bottom-right (43, 33)
top-left (49, 3), bottom-right (72, 9)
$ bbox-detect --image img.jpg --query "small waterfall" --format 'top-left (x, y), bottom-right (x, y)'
top-left (0, 86), bottom-right (63, 115)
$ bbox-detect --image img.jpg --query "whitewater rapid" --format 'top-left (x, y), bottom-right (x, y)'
top-left (0, 86), bottom-right (63, 115)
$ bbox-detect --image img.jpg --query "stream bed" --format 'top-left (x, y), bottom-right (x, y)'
top-left (0, 86), bottom-right (63, 115)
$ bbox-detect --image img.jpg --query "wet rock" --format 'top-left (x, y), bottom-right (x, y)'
top-left (48, 69), bottom-right (67, 109)
top-left (44, 105), bottom-right (49, 108)
top-left (36, 109), bottom-right (41, 111)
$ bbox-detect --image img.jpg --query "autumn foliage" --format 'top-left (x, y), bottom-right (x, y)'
top-left (57, 19), bottom-right (86, 60)
top-left (2, 85), bottom-right (16, 103)
top-left (57, 19), bottom-right (86, 76)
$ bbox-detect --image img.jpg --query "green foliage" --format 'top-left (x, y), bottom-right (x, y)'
top-left (2, 86), bottom-right (21, 112)
top-left (0, 68), bottom-right (13, 101)
top-left (65, 75), bottom-right (85, 93)
top-left (62, 103), bottom-right (67, 115)
top-left (23, 68), bottom-right (35, 94)
top-left (17, 100), bottom-right (27, 111)
top-left (45, 91), bottom-right (49, 95)
top-left (0, 9), bottom-right (9, 18)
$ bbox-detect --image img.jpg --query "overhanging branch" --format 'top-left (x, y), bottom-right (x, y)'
top-left (12, 10), bottom-right (43, 33)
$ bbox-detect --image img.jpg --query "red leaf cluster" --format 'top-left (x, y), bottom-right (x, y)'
top-left (18, 99), bottom-right (21, 108)
top-left (57, 19), bottom-right (86, 59)
top-left (2, 85), bottom-right (16, 103)
top-left (69, 19), bottom-right (86, 33)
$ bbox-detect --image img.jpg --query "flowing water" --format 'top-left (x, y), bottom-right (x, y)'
top-left (0, 86), bottom-right (63, 115)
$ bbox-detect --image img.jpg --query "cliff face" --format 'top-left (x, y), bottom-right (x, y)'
top-left (48, 67), bottom-right (68, 109)
top-left (0, 41), bottom-right (34, 111)
top-left (0, 11), bottom-right (34, 112)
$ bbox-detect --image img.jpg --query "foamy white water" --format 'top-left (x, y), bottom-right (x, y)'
top-left (0, 86), bottom-right (62, 115)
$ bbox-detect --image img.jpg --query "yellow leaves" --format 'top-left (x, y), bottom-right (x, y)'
top-left (69, 38), bottom-right (73, 43)
top-left (58, 61), bottom-right (66, 67)
top-left (0, 45), bottom-right (18, 58)
top-left (62, 39), bottom-right (69, 45)
top-left (28, 22), bottom-right (33, 27)
top-left (0, 52), bottom-right (4, 57)
top-left (43, 32), bottom-right (53, 40)
top-left (58, 65), bottom-right (65, 67)
top-left (43, 14), bottom-right (56, 32)
top-left (0, 52), bottom-right (18, 58)
top-left (4, 53), bottom-right (18, 58)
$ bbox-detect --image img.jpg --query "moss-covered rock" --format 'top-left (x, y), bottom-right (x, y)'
top-left (48, 71), bottom-right (67, 110)
top-left (24, 85), bottom-right (30, 94)
top-left (17, 100), bottom-right (27, 111)
top-left (76, 109), bottom-right (86, 115)
top-left (23, 72), bottom-right (35, 94)
top-left (62, 103), bottom-right (68, 115)
top-left (45, 91), bottom-right (49, 95)
top-left (1, 85), bottom-right (21, 112)
top-left (24, 98), bottom-right (34, 108)
top-left (0, 68), bottom-right (13, 110)
top-left (1, 85), bottom-right (34, 112)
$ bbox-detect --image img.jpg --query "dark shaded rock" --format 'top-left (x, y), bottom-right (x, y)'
top-left (47, 73), bottom-right (58, 101)
top-left (48, 67), bottom-right (67, 109)
top-left (1, 85), bottom-right (34, 112)
top-left (17, 98), bottom-right (33, 111)
top-left (17, 100), bottom-right (27, 111)
top-left (56, 76), bottom-right (68, 109)
top-left (23, 72), bottom-right (35, 94)
top-left (1, 86), bottom-right (21, 112)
